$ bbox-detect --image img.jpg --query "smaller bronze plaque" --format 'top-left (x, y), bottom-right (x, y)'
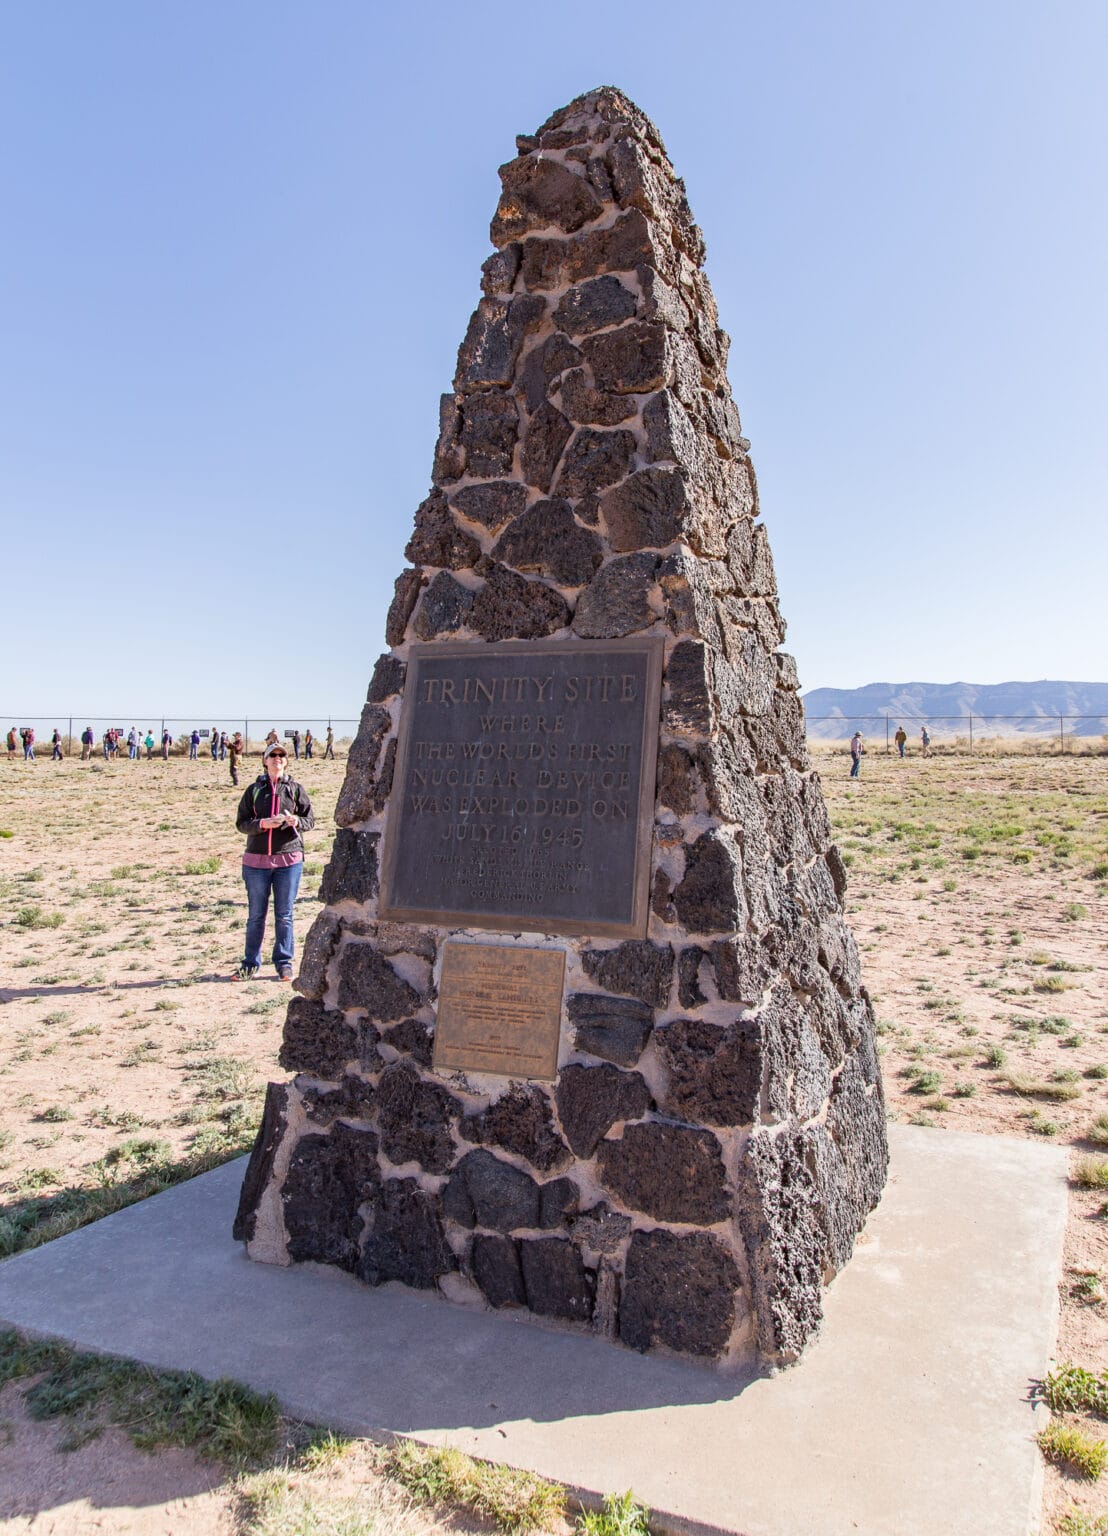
top-left (433, 942), bottom-right (565, 1080)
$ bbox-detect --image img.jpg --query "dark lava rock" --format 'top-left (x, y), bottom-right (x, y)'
top-left (233, 1082), bottom-right (288, 1243)
top-left (656, 743), bottom-right (698, 815)
top-left (449, 480), bottom-right (528, 532)
top-left (455, 295), bottom-right (545, 392)
top-left (359, 1178), bottom-right (456, 1290)
top-left (553, 275), bottom-right (638, 336)
top-left (385, 570), bottom-right (426, 647)
top-left (412, 571), bottom-right (474, 640)
top-left (520, 1238), bottom-right (595, 1322)
top-left (375, 1061), bottom-right (458, 1175)
top-left (554, 428), bottom-right (635, 499)
top-left (471, 1233), bottom-right (526, 1307)
top-left (492, 156), bottom-right (603, 243)
top-left (620, 1229), bottom-right (738, 1357)
top-left (825, 1052), bottom-right (889, 1224)
top-left (520, 209), bottom-right (656, 292)
top-left (572, 552), bottom-right (658, 638)
top-left (663, 640), bottom-right (712, 734)
top-left (469, 566), bottom-right (570, 641)
top-left (279, 997), bottom-right (360, 1079)
top-left (826, 844), bottom-right (849, 902)
top-left (405, 490), bottom-right (480, 570)
top-left (459, 393), bottom-right (519, 478)
top-left (710, 934), bottom-right (774, 1007)
top-left (460, 1085), bottom-right (570, 1173)
top-left (282, 1123), bottom-right (380, 1271)
top-left (600, 468), bottom-right (688, 552)
top-left (650, 867), bottom-right (676, 923)
top-left (492, 499), bottom-right (602, 587)
top-left (319, 828), bottom-right (379, 906)
top-left (555, 1064), bottom-right (651, 1158)
top-left (642, 389), bottom-right (699, 470)
top-left (433, 392), bottom-right (465, 483)
top-left (559, 368), bottom-right (637, 427)
top-left (381, 1016), bottom-right (433, 1068)
top-left (300, 1073), bottom-right (376, 1127)
top-left (334, 703), bottom-right (392, 827)
top-left (367, 653), bottom-right (406, 704)
top-left (581, 322), bottom-right (666, 394)
top-left (597, 1121), bottom-right (728, 1223)
top-left (538, 1176), bottom-right (580, 1229)
top-left (522, 333), bottom-right (582, 413)
top-left (442, 1149), bottom-right (541, 1232)
top-left (568, 992), bottom-right (654, 1067)
top-left (293, 909), bottom-right (343, 1001)
top-left (581, 941), bottom-right (673, 1009)
top-left (758, 985), bottom-right (832, 1125)
top-left (368, 738), bottom-right (396, 817)
top-left (481, 243), bottom-right (521, 296)
top-left (738, 1129), bottom-right (825, 1361)
top-left (676, 945), bottom-right (708, 1008)
top-left (655, 1016), bottom-right (760, 1127)
top-left (337, 944), bottom-right (423, 1021)
top-left (672, 830), bottom-right (745, 934)
top-left (520, 401), bottom-right (573, 493)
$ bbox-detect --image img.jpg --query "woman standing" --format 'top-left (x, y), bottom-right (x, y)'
top-left (232, 742), bottom-right (315, 981)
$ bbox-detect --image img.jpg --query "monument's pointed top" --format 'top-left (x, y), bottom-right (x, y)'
top-left (490, 88), bottom-right (702, 267)
top-left (530, 86), bottom-right (668, 157)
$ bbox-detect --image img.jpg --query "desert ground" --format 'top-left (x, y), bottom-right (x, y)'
top-left (1, 743), bottom-right (1106, 1534)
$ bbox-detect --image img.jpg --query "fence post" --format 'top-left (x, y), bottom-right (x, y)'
top-left (67, 716), bottom-right (72, 758)
top-left (1059, 715), bottom-right (1065, 755)
top-left (245, 718), bottom-right (249, 757)
top-left (968, 715), bottom-right (973, 754)
top-left (885, 714), bottom-right (889, 754)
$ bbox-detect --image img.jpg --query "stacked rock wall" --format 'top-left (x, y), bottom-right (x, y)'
top-left (235, 87), bottom-right (888, 1370)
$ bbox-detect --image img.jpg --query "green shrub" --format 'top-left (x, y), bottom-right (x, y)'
top-left (1045, 1363), bottom-right (1108, 1418)
top-left (1004, 1072), bottom-right (1081, 1101)
top-left (14, 906), bottom-right (64, 930)
top-left (579, 1491), bottom-right (652, 1536)
top-left (183, 856), bottom-right (221, 876)
top-left (385, 1441), bottom-right (565, 1532)
top-left (1038, 1418), bottom-right (1107, 1478)
top-left (1074, 1158), bottom-right (1108, 1191)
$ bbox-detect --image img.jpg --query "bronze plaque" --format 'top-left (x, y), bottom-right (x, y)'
top-left (433, 941), bottom-right (565, 1079)
top-left (378, 636), bottom-right (663, 938)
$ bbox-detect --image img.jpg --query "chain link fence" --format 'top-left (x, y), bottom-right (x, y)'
top-left (806, 714), bottom-right (1108, 754)
top-left (1, 717), bottom-right (362, 759)
top-left (5, 712), bottom-right (1106, 759)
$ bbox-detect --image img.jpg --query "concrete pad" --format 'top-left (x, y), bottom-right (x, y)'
top-left (0, 1125), bottom-right (1066, 1536)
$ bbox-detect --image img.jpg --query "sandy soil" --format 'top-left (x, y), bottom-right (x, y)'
top-left (0, 1377), bottom-right (231, 1534)
top-left (1, 747), bottom-right (1107, 1533)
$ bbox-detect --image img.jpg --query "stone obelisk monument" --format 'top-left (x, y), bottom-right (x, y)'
top-left (234, 87), bottom-right (887, 1370)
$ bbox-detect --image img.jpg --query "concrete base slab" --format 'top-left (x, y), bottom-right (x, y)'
top-left (0, 1125), bottom-right (1066, 1536)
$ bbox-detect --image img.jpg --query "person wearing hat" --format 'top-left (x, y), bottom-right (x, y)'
top-left (232, 741), bottom-right (315, 981)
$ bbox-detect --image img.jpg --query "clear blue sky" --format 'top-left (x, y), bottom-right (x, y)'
top-left (2, 0), bottom-right (1105, 717)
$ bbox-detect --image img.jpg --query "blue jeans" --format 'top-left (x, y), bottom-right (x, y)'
top-left (850, 755), bottom-right (861, 778)
top-left (242, 862), bottom-right (303, 971)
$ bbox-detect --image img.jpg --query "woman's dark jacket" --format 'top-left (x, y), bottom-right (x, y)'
top-left (235, 774), bottom-right (316, 859)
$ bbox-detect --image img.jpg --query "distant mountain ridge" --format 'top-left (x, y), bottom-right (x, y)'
top-left (800, 680), bottom-right (1108, 738)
